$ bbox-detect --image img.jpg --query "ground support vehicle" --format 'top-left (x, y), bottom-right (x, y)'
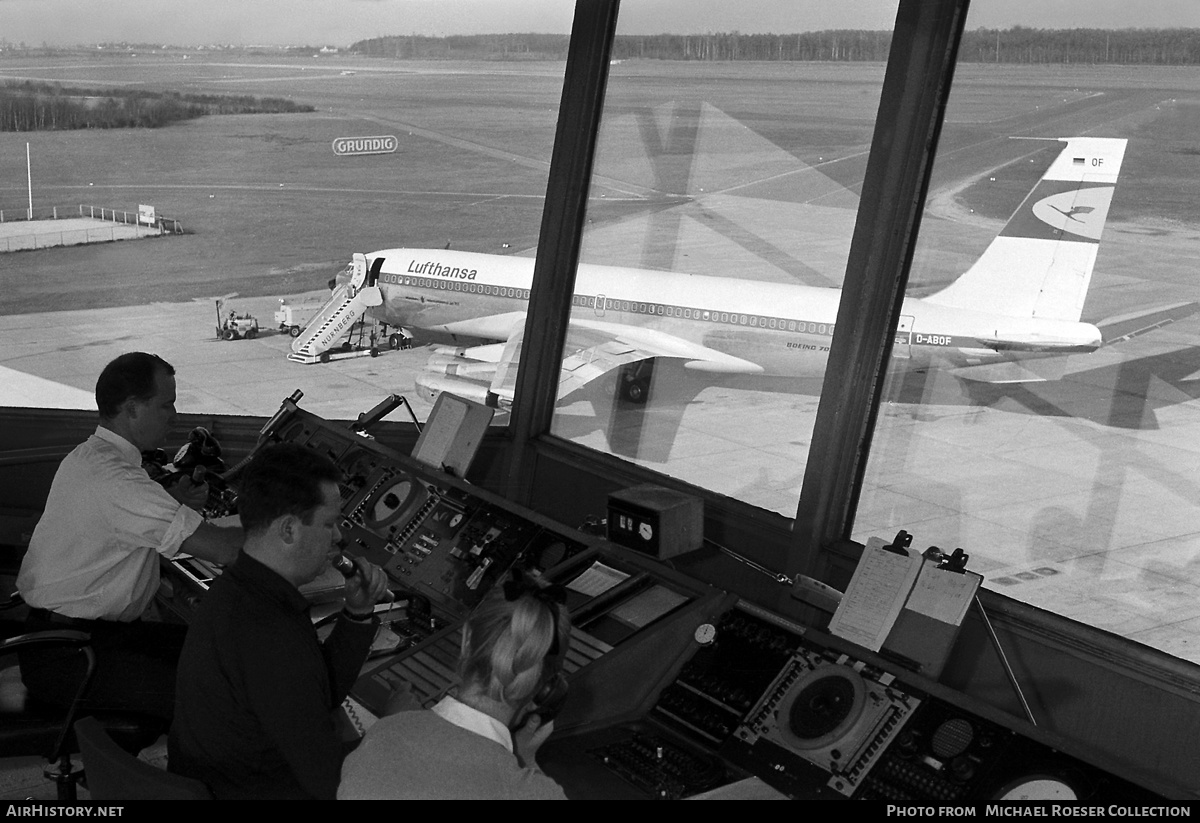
top-left (274, 297), bottom-right (323, 338)
top-left (215, 299), bottom-right (259, 340)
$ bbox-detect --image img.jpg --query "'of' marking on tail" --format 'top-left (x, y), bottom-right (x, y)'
top-left (925, 137), bottom-right (1127, 323)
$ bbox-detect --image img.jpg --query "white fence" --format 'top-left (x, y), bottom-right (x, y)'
top-left (0, 205), bottom-right (184, 252)
top-left (1, 224), bottom-right (160, 252)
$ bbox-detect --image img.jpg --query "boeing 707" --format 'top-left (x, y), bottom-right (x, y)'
top-left (295, 137), bottom-right (1197, 408)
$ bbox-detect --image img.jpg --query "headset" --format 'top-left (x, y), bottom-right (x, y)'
top-left (530, 603), bottom-right (570, 720)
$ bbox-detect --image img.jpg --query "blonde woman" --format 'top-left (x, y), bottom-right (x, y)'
top-left (339, 573), bottom-right (570, 800)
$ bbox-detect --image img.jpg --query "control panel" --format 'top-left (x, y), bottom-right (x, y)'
top-left (853, 699), bottom-right (1167, 803)
top-left (725, 642), bottom-right (920, 797)
top-left (651, 606), bottom-right (803, 747)
top-left (541, 604), bottom-right (1169, 802)
top-left (264, 404), bottom-right (578, 619)
top-left (352, 543), bottom-right (716, 718)
top-left (160, 392), bottom-right (591, 641)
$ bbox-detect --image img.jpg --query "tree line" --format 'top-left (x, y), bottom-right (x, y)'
top-left (0, 81), bottom-right (314, 132)
top-left (350, 33), bottom-right (570, 60)
top-left (349, 27), bottom-right (1200, 65)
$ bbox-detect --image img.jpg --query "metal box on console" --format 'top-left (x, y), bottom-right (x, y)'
top-left (607, 484), bottom-right (703, 560)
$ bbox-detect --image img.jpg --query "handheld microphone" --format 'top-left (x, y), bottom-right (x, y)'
top-left (332, 553), bottom-right (358, 577)
top-left (334, 553), bottom-right (396, 603)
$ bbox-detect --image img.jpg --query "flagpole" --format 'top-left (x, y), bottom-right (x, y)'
top-left (26, 143), bottom-right (32, 220)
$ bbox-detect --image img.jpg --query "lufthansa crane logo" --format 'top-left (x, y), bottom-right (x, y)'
top-left (332, 135), bottom-right (398, 156)
top-left (1031, 186), bottom-right (1113, 241)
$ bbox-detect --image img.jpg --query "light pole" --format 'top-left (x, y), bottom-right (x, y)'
top-left (26, 142), bottom-right (33, 220)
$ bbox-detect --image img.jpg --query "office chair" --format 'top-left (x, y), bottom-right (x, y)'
top-left (74, 716), bottom-right (212, 800)
top-left (0, 630), bottom-right (95, 800)
top-left (0, 591), bottom-right (27, 640)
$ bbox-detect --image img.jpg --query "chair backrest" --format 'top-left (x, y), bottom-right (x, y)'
top-left (74, 716), bottom-right (212, 800)
top-left (0, 630), bottom-right (95, 761)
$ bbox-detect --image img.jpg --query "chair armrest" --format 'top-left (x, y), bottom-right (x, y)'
top-left (0, 629), bottom-right (92, 654)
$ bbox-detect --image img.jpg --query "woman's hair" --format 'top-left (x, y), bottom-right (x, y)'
top-left (458, 577), bottom-right (570, 708)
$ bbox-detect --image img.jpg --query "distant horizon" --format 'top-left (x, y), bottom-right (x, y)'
top-left (4, 25), bottom-right (1200, 52)
top-left (3, 1), bottom-right (1199, 49)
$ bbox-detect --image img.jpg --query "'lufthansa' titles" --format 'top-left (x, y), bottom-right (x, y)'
top-left (407, 260), bottom-right (478, 280)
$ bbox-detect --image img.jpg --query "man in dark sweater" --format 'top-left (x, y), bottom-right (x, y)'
top-left (169, 443), bottom-right (391, 799)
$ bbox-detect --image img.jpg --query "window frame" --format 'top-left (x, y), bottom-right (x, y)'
top-left (503, 0), bottom-right (973, 582)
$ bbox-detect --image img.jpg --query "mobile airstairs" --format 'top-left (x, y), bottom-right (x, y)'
top-left (287, 254), bottom-right (387, 364)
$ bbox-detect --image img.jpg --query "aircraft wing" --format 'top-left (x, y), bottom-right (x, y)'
top-left (950, 361), bottom-right (1058, 384)
top-left (571, 318), bottom-right (764, 373)
top-left (493, 318), bottom-right (764, 400)
top-left (421, 317), bottom-right (765, 406)
top-left (488, 326), bottom-right (636, 403)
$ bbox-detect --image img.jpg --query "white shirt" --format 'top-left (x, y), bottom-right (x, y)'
top-left (17, 426), bottom-right (203, 621)
top-left (431, 695), bottom-right (514, 753)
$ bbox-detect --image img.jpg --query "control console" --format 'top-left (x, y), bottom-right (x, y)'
top-left (542, 603), bottom-right (1169, 802)
top-left (160, 392), bottom-right (591, 655)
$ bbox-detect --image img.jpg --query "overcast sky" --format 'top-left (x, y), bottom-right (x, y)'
top-left (3, 0), bottom-right (1199, 47)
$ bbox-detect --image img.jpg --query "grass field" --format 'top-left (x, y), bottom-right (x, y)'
top-left (0, 56), bottom-right (565, 312)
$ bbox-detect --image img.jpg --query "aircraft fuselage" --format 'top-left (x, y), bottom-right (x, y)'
top-left (364, 249), bottom-right (1101, 378)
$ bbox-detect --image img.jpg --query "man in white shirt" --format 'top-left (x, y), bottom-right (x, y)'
top-left (17, 352), bottom-right (242, 722)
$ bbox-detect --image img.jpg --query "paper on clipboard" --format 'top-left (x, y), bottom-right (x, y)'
top-left (905, 562), bottom-right (980, 626)
top-left (828, 536), bottom-right (923, 651)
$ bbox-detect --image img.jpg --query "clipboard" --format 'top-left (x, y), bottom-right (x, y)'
top-left (826, 531), bottom-right (921, 652)
top-left (881, 547), bottom-right (981, 678)
top-left (828, 532), bottom-right (981, 677)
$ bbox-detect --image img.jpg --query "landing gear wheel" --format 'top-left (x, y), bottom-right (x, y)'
top-left (622, 377), bottom-right (650, 404)
top-left (388, 333), bottom-right (402, 351)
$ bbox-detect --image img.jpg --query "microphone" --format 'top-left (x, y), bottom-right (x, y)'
top-left (332, 553), bottom-right (358, 577)
top-left (334, 553), bottom-right (395, 603)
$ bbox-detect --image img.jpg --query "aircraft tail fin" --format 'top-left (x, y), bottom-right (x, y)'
top-left (925, 137), bottom-right (1127, 322)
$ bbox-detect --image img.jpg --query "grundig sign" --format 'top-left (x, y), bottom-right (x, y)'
top-left (332, 135), bottom-right (398, 156)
